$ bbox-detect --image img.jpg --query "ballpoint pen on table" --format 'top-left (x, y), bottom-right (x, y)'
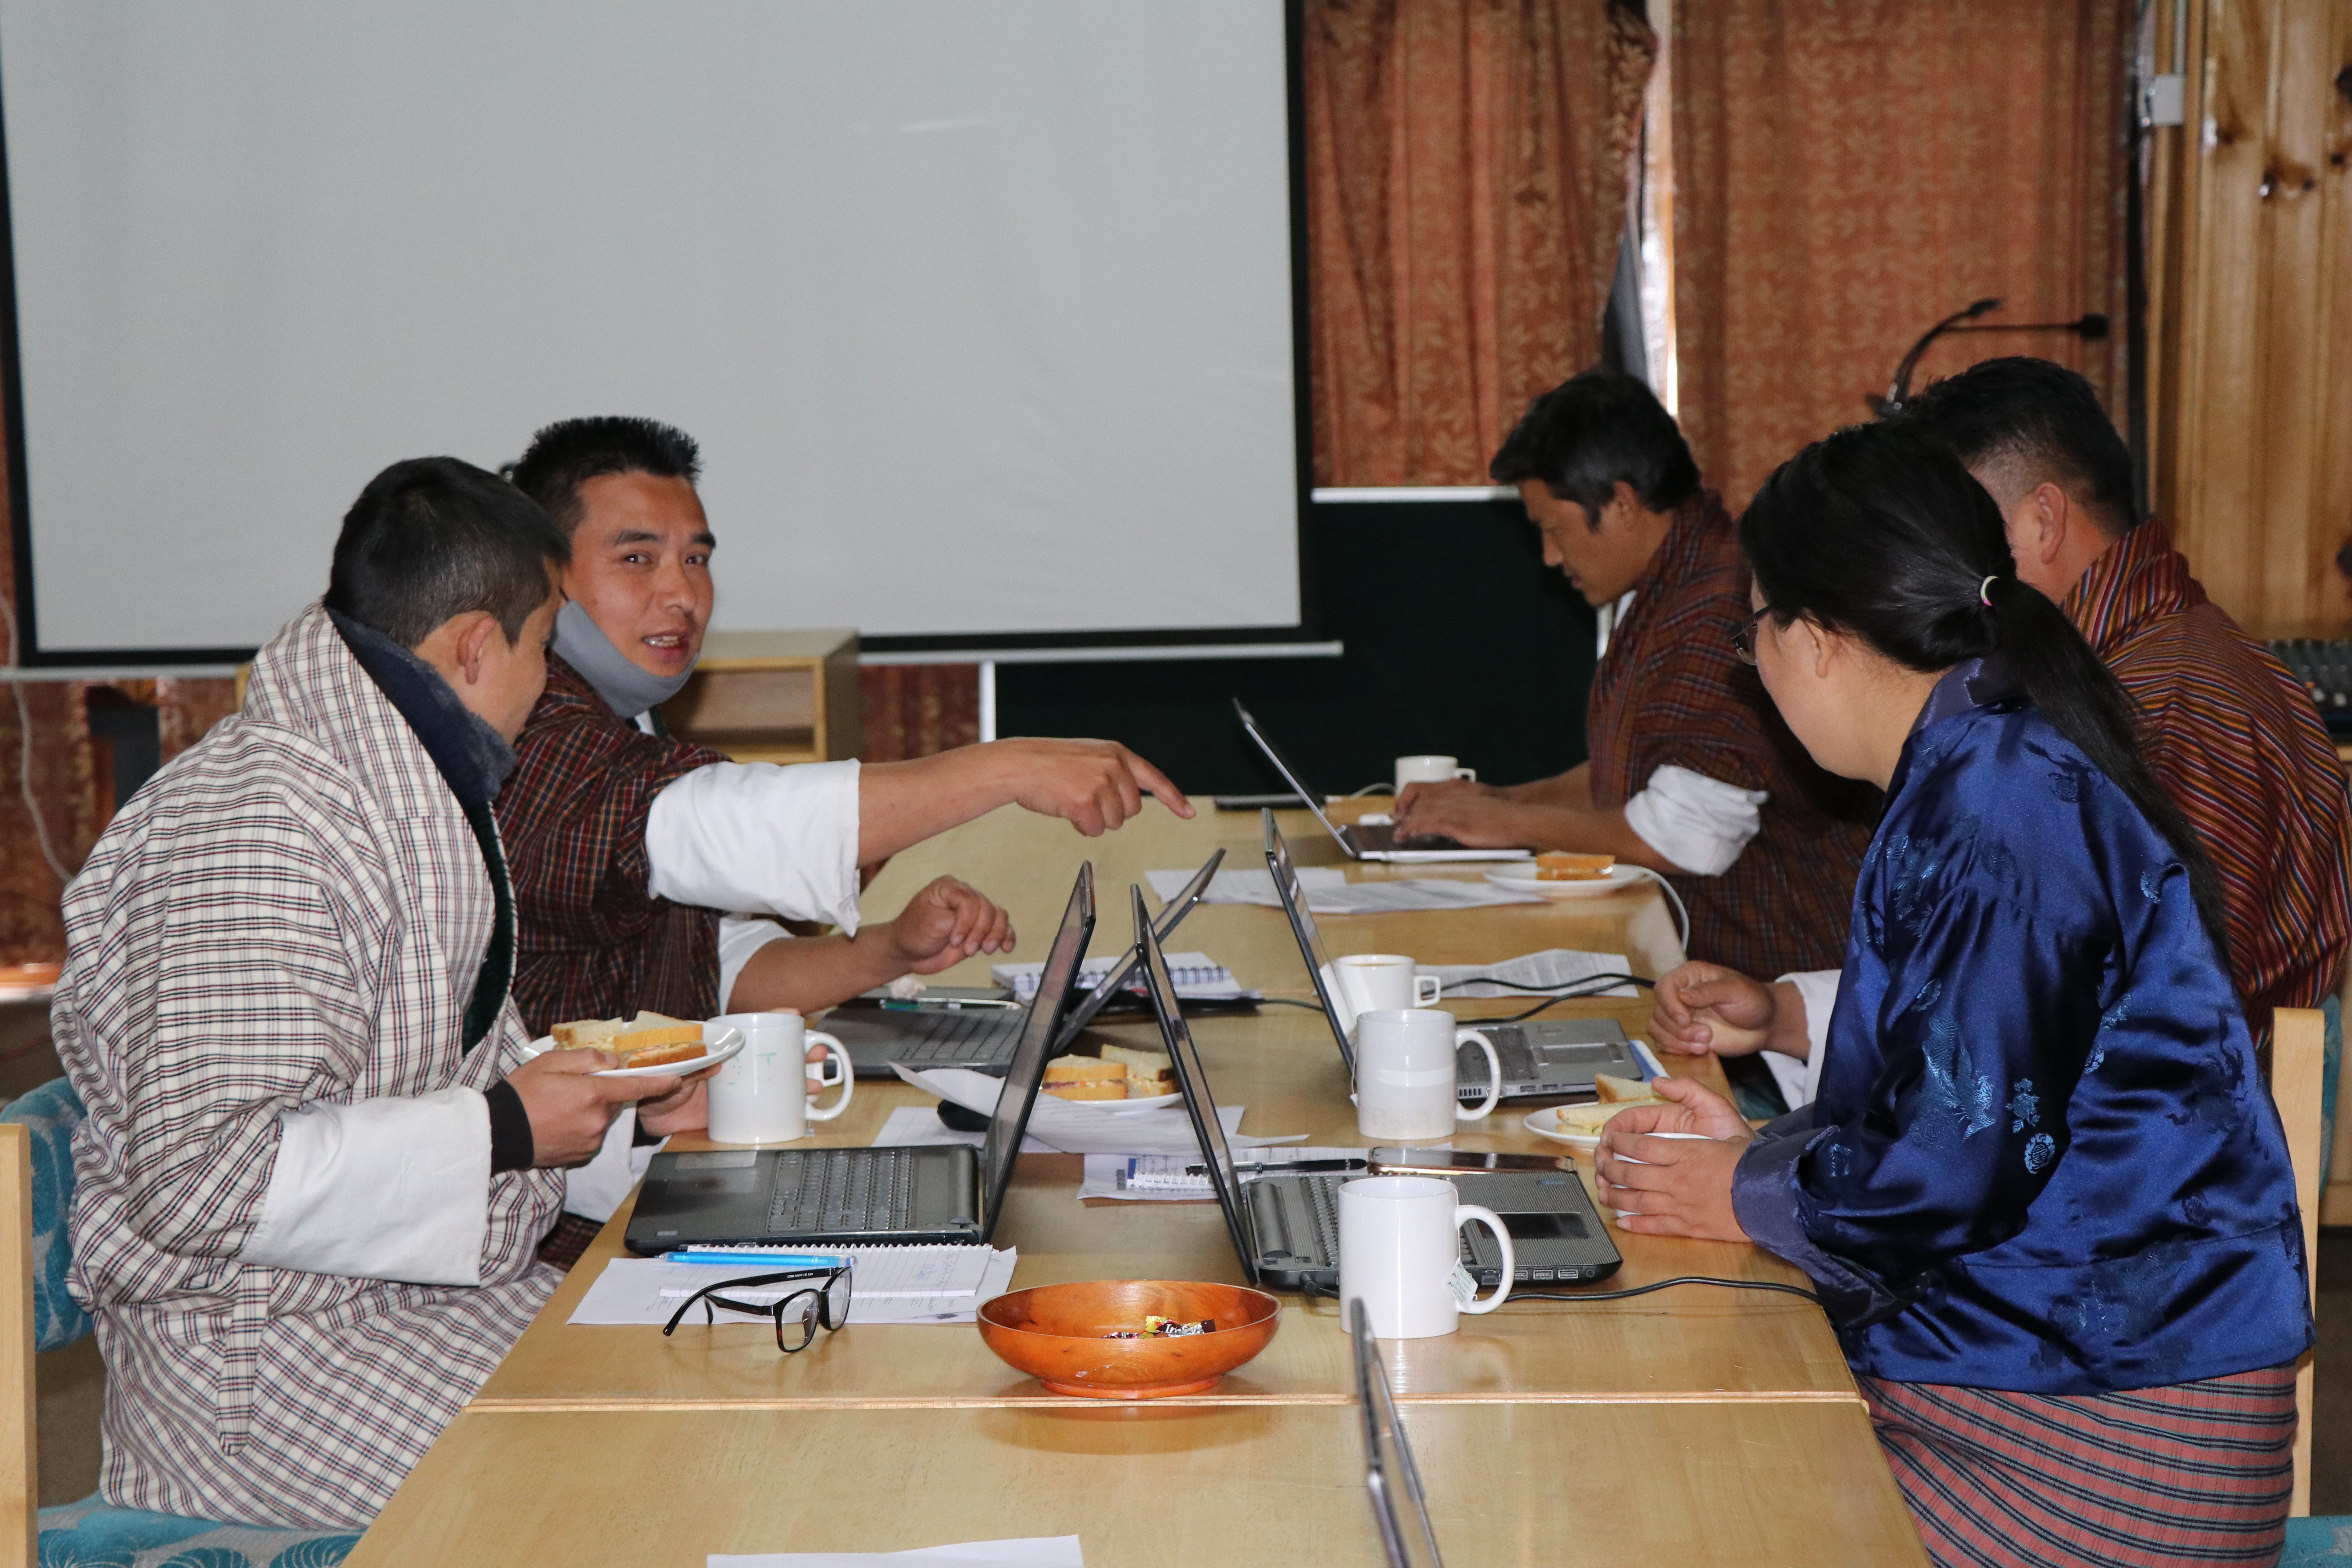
top-left (1182, 1158), bottom-right (1367, 1176)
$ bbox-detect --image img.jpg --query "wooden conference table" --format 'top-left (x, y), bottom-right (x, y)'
top-left (348, 801), bottom-right (1924, 1565)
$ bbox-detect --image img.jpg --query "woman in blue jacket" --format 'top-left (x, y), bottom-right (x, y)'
top-left (1597, 421), bottom-right (2312, 1567)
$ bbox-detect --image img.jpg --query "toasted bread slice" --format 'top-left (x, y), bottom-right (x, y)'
top-left (1044, 1080), bottom-right (1129, 1102)
top-left (1593, 1072), bottom-right (1661, 1104)
top-left (1535, 851), bottom-right (1616, 882)
top-left (1557, 1102), bottom-right (1634, 1134)
top-left (550, 1017), bottom-right (624, 1050)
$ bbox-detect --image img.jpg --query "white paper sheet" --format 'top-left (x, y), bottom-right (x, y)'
top-left (711, 1539), bottom-right (1083, 1568)
top-left (1147, 866), bottom-right (1541, 914)
top-left (887, 1065), bottom-right (1303, 1155)
top-left (1422, 949), bottom-right (1639, 999)
top-left (1145, 867), bottom-right (1343, 907)
top-left (1076, 1146), bottom-right (1385, 1201)
top-left (873, 1103), bottom-right (1252, 1158)
top-left (573, 1247), bottom-right (1017, 1326)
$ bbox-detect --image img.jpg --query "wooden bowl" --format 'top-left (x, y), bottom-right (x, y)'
top-left (976, 1280), bottom-right (1281, 1399)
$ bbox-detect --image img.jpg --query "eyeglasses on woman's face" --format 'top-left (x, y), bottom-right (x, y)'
top-left (1731, 606), bottom-right (1773, 666)
top-left (661, 1265), bottom-right (851, 1354)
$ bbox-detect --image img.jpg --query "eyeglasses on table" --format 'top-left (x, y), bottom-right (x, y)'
top-left (661, 1265), bottom-right (852, 1353)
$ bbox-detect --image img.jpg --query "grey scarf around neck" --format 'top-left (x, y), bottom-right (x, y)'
top-left (551, 600), bottom-right (696, 719)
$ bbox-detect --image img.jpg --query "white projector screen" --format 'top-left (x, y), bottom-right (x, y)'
top-left (0, 1), bottom-right (1301, 657)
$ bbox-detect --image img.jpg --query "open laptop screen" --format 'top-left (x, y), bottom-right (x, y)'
top-left (1052, 847), bottom-right (1223, 1049)
top-left (1231, 697), bottom-right (1352, 849)
top-left (1262, 811), bottom-right (1358, 1079)
top-left (1353, 1304), bottom-right (1447, 1568)
top-left (978, 863), bottom-right (1095, 1238)
top-left (1133, 885), bottom-right (1258, 1284)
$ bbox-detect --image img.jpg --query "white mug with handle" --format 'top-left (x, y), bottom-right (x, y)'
top-left (707, 1011), bottom-right (853, 1144)
top-left (1339, 1174), bottom-right (1514, 1338)
top-left (1353, 1007), bottom-right (1502, 1140)
top-left (1330, 953), bottom-right (1442, 1029)
top-left (1394, 755), bottom-right (1477, 792)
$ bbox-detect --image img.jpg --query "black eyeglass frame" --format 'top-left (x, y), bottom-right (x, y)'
top-left (1730, 606), bottom-right (1773, 666)
top-left (660, 1266), bottom-right (852, 1354)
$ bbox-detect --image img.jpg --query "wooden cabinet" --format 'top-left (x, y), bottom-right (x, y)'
top-left (655, 628), bottom-right (861, 765)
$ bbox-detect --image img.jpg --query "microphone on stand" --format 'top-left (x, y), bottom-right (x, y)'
top-left (1868, 302), bottom-right (2111, 416)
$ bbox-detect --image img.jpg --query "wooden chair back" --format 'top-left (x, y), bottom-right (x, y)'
top-left (2275, 1006), bottom-right (2326, 1518)
top-left (0, 1122), bottom-right (35, 1566)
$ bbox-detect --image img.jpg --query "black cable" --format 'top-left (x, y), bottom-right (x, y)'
top-left (1503, 1275), bottom-right (1823, 1307)
top-left (1255, 997), bottom-right (1329, 1013)
top-left (1487, 974), bottom-right (1655, 1024)
top-left (1301, 1273), bottom-right (1820, 1307)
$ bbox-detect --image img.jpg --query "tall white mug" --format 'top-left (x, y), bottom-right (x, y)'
top-left (1330, 954), bottom-right (1442, 1029)
top-left (708, 1011), bottom-right (853, 1144)
top-left (1354, 1007), bottom-right (1501, 1140)
top-left (1339, 1175), bottom-right (1514, 1338)
top-left (1394, 755), bottom-right (1476, 792)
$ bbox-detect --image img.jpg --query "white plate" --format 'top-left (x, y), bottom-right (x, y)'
top-left (1040, 1090), bottom-right (1184, 1113)
top-left (1484, 863), bottom-right (1647, 900)
top-left (521, 1024), bottom-right (745, 1078)
top-left (1522, 1106), bottom-right (1603, 1152)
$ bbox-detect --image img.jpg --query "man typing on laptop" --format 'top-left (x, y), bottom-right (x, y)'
top-left (1389, 370), bottom-right (1876, 980)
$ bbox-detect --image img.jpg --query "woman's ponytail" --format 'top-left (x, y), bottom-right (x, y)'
top-left (1742, 424), bottom-right (2231, 962)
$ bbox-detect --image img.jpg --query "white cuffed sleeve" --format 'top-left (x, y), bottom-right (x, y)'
top-left (1621, 763), bottom-right (1770, 877)
top-left (240, 1089), bottom-right (490, 1285)
top-left (562, 1107), bottom-right (665, 1225)
top-left (1760, 968), bottom-right (1842, 1111)
top-left (718, 914), bottom-right (793, 1012)
top-left (644, 759), bottom-right (862, 932)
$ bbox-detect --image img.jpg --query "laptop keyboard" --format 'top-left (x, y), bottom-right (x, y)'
top-left (893, 1011), bottom-right (1013, 1062)
top-left (766, 1149), bottom-right (918, 1233)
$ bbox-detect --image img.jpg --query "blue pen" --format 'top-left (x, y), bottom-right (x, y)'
top-left (665, 1250), bottom-right (848, 1268)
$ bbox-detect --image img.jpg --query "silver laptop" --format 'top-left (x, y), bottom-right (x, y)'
top-left (1263, 813), bottom-right (1638, 1101)
top-left (1136, 885), bottom-right (1619, 1290)
top-left (824, 849), bottom-right (1221, 1078)
top-left (622, 864), bottom-right (1096, 1253)
top-left (1352, 1301), bottom-right (1445, 1568)
top-left (1232, 698), bottom-right (1528, 863)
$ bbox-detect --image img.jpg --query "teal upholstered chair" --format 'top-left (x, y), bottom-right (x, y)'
top-left (4, 1079), bottom-right (361, 1568)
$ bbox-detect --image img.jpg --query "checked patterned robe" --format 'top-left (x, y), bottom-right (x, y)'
top-left (54, 604), bottom-right (563, 1528)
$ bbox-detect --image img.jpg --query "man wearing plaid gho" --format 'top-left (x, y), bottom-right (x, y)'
top-left (56, 459), bottom-right (681, 1527)
top-left (490, 418), bottom-right (1194, 1248)
top-left (1393, 369), bottom-right (1878, 984)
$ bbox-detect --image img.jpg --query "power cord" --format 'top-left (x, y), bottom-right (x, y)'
top-left (1301, 1274), bottom-right (1821, 1308)
top-left (1488, 975), bottom-right (1655, 1024)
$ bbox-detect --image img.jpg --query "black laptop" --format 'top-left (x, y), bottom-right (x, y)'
top-left (1262, 812), bottom-right (1639, 1102)
top-left (1353, 1301), bottom-right (1447, 1568)
top-left (1232, 698), bottom-right (1526, 862)
top-left (1135, 885), bottom-right (1619, 1290)
top-left (623, 864), bottom-right (1096, 1253)
top-left (824, 849), bottom-right (1221, 1078)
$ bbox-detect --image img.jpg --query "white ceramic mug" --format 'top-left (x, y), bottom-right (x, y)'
top-left (1339, 1175), bottom-right (1514, 1338)
top-left (707, 1011), bottom-right (853, 1144)
top-left (1354, 1008), bottom-right (1501, 1140)
top-left (1330, 954), bottom-right (1442, 1027)
top-left (1394, 755), bottom-right (1476, 791)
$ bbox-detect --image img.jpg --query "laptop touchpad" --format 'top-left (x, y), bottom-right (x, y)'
top-left (1496, 1212), bottom-right (1591, 1241)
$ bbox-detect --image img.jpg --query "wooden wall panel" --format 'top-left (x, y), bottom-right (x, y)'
top-left (2158, 0), bottom-right (2352, 639)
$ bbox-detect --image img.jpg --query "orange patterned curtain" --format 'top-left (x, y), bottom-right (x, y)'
top-left (1305, 0), bottom-right (1659, 486)
top-left (1670, 0), bottom-right (2135, 512)
top-left (859, 665), bottom-right (980, 764)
